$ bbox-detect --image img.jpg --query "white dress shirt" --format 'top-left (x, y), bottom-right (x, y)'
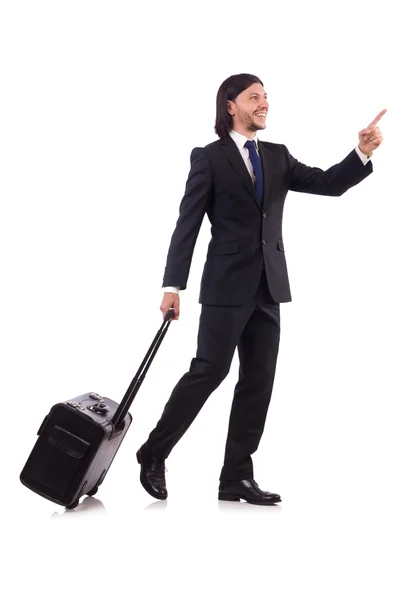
top-left (163, 132), bottom-right (371, 294)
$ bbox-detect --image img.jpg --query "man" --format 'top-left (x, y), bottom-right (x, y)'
top-left (136, 73), bottom-right (386, 505)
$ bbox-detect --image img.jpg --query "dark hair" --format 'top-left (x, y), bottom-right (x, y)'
top-left (214, 73), bottom-right (264, 138)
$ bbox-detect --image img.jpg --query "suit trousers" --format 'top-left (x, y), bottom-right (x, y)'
top-left (142, 268), bottom-right (281, 480)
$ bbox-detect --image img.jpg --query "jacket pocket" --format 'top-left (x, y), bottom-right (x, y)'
top-left (277, 239), bottom-right (285, 252)
top-left (207, 242), bottom-right (240, 257)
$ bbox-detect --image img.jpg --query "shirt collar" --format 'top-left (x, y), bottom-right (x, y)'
top-left (229, 129), bottom-right (259, 151)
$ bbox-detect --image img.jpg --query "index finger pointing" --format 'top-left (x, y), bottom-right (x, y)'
top-left (369, 108), bottom-right (387, 126)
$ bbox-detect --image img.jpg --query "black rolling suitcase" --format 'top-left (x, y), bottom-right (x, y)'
top-left (20, 308), bottom-right (175, 510)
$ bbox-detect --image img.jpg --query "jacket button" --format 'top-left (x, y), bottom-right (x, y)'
top-left (262, 240), bottom-right (266, 245)
top-left (263, 213), bottom-right (267, 218)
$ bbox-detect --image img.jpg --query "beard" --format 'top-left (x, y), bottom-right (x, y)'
top-left (238, 108), bottom-right (266, 131)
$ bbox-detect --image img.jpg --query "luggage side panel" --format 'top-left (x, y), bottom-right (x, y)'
top-left (20, 403), bottom-right (104, 506)
top-left (20, 402), bottom-right (133, 508)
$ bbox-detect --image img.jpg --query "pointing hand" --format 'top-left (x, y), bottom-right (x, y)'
top-left (358, 109), bottom-right (387, 158)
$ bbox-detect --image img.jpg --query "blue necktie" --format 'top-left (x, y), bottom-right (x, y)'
top-left (244, 140), bottom-right (263, 202)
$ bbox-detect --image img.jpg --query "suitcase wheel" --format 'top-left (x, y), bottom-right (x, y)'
top-left (87, 486), bottom-right (98, 497)
top-left (66, 499), bottom-right (79, 510)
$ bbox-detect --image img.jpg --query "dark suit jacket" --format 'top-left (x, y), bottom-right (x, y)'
top-left (162, 135), bottom-right (373, 305)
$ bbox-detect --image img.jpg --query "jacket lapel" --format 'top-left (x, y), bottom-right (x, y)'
top-left (220, 136), bottom-right (259, 208)
top-left (258, 140), bottom-right (274, 210)
top-left (220, 136), bottom-right (273, 212)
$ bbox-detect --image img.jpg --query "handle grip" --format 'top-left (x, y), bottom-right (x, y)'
top-left (164, 307), bottom-right (175, 322)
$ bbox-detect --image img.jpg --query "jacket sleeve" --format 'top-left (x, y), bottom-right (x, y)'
top-left (162, 147), bottom-right (213, 290)
top-left (284, 145), bottom-right (373, 196)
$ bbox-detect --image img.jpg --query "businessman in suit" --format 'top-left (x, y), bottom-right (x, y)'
top-left (136, 73), bottom-right (386, 504)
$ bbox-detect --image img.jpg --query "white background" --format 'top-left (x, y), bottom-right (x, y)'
top-left (1, 0), bottom-right (396, 598)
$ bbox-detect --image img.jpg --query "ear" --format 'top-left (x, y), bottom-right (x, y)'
top-left (227, 100), bottom-right (235, 116)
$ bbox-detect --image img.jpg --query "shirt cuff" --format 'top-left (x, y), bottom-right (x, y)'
top-left (163, 286), bottom-right (180, 293)
top-left (355, 145), bottom-right (371, 166)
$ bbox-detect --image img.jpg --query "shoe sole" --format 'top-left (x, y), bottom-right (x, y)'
top-left (218, 492), bottom-right (281, 505)
top-left (136, 450), bottom-right (168, 501)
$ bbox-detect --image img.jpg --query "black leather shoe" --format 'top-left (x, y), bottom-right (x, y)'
top-left (136, 448), bottom-right (168, 500)
top-left (218, 478), bottom-right (281, 505)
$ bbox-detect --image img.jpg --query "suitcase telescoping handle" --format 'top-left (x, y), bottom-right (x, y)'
top-left (111, 307), bottom-right (175, 429)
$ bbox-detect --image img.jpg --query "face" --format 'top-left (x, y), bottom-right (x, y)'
top-left (227, 82), bottom-right (269, 137)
